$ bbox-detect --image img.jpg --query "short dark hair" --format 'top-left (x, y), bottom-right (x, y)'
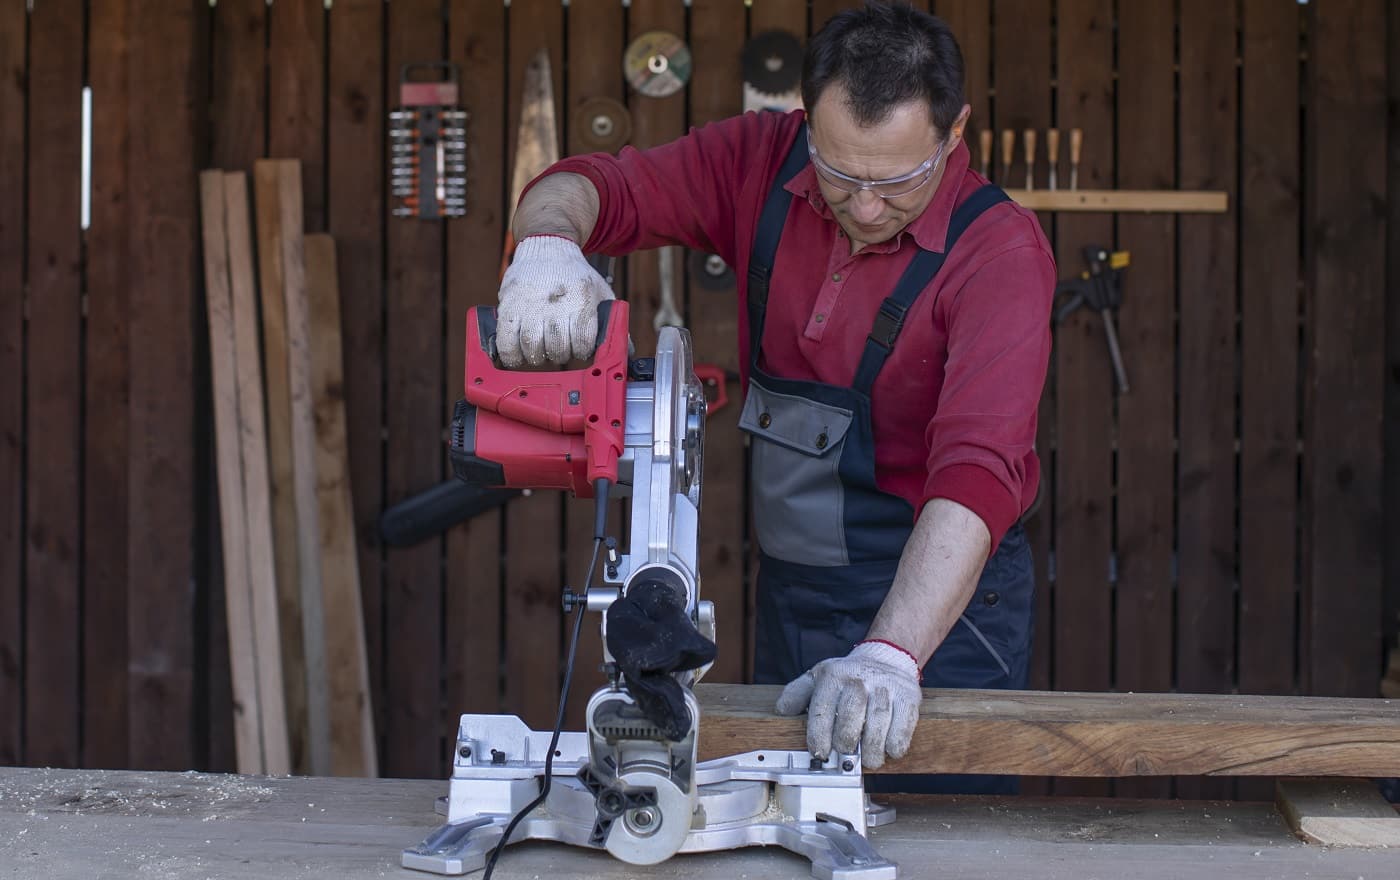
top-left (802, 2), bottom-right (966, 132)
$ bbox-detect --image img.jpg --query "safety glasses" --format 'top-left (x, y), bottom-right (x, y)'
top-left (806, 124), bottom-right (946, 200)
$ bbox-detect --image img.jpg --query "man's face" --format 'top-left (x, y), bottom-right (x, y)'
top-left (807, 84), bottom-right (967, 252)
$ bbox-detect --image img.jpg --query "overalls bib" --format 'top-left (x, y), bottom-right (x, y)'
top-left (740, 129), bottom-right (1035, 793)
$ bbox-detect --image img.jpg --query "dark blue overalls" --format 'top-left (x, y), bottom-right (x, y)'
top-left (741, 128), bottom-right (1035, 795)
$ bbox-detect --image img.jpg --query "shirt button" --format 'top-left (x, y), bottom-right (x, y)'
top-left (758, 412), bottom-right (771, 429)
top-left (814, 313), bottom-right (825, 323)
top-left (983, 592), bottom-right (1000, 607)
top-left (832, 273), bottom-right (842, 282)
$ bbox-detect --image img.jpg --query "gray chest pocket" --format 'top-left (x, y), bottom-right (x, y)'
top-left (739, 380), bottom-right (855, 566)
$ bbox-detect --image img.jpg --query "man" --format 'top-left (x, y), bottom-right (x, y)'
top-left (496, 1), bottom-right (1054, 790)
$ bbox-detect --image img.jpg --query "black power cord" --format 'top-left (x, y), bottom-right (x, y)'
top-left (480, 479), bottom-right (611, 880)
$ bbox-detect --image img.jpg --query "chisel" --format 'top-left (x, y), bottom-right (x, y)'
top-left (1046, 128), bottom-right (1060, 190)
top-left (1070, 128), bottom-right (1083, 191)
top-left (1022, 129), bottom-right (1036, 191)
top-left (979, 129), bottom-right (992, 178)
top-left (1001, 129), bottom-right (1014, 185)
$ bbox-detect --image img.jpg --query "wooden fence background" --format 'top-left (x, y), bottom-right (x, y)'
top-left (1, 0), bottom-right (1397, 800)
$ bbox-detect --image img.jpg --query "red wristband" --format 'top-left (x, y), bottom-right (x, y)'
top-left (859, 638), bottom-right (923, 672)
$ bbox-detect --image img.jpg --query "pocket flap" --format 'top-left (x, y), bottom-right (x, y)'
top-left (739, 380), bottom-right (854, 457)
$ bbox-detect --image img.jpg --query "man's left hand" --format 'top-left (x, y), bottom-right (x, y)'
top-left (774, 640), bottom-right (922, 769)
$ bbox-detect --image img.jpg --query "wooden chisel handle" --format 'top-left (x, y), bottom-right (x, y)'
top-left (1022, 129), bottom-right (1036, 190)
top-left (1000, 129), bottom-right (1014, 183)
top-left (1046, 128), bottom-right (1060, 190)
top-left (1069, 127), bottom-right (1083, 190)
top-left (979, 129), bottom-right (992, 178)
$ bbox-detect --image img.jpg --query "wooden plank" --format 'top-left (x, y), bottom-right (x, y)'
top-left (7, 767), bottom-right (1400, 880)
top-left (1112, 0), bottom-right (1176, 802)
top-left (199, 172), bottom-right (262, 773)
top-left (1048, 0), bottom-right (1113, 801)
top-left (1238, 0), bottom-right (1300, 701)
top-left (561, 0), bottom-right (626, 728)
top-left (326, 0), bottom-right (386, 753)
top-left (1175, 0), bottom-right (1239, 802)
top-left (225, 172), bottom-right (292, 776)
top-left (304, 233), bottom-right (377, 777)
top-left (694, 684), bottom-right (1400, 777)
top-left (269, 0), bottom-right (325, 231)
top-left (1389, 0), bottom-right (1400, 693)
top-left (936, 1), bottom-right (990, 151)
top-left (210, 0), bottom-right (265, 171)
top-left (502, 0), bottom-right (565, 734)
top-left (25, 0), bottom-right (83, 770)
top-left (1302, 0), bottom-right (1386, 698)
top-left (812, 0), bottom-right (863, 33)
top-left (687, 0), bottom-right (747, 686)
top-left (253, 159), bottom-right (310, 773)
top-left (0, 0), bottom-right (22, 768)
top-left (444, 0), bottom-right (505, 725)
top-left (126, 0), bottom-right (199, 769)
top-left (383, 0), bottom-right (446, 778)
top-left (83, 0), bottom-right (132, 772)
top-left (1001, 190), bottom-right (1227, 214)
top-left (1276, 778), bottom-right (1400, 847)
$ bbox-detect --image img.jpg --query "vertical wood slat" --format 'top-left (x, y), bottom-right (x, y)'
top-left (687, 0), bottom-right (748, 685)
top-left (1112, 0), bottom-right (1176, 801)
top-left (1303, 0), bottom-right (1387, 698)
top-left (1049, 0), bottom-right (1114, 801)
top-left (1388, 0), bottom-right (1400, 670)
top-left (327, 0), bottom-right (387, 757)
top-left (1238, 0), bottom-right (1300, 705)
top-left (206, 0), bottom-right (268, 776)
top-left (0, 1), bottom-right (22, 768)
top-left (269, 0), bottom-right (326, 232)
top-left (562, 0), bottom-right (626, 728)
top-left (1176, 0), bottom-right (1239, 802)
top-left (445, 0), bottom-right (505, 724)
top-left (502, 0), bottom-right (565, 733)
top-left (383, 0), bottom-right (446, 778)
top-left (83, 0), bottom-right (132, 772)
top-left (126, 0), bottom-right (199, 770)
top-left (253, 159), bottom-right (310, 773)
top-left (25, 0), bottom-right (83, 770)
top-left (936, 0), bottom-right (990, 163)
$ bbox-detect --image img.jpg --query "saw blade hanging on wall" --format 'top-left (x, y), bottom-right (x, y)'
top-left (571, 96), bottom-right (632, 153)
top-left (624, 31), bottom-right (692, 98)
top-left (742, 30), bottom-right (804, 114)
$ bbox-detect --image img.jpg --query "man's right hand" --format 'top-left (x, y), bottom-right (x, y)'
top-left (496, 234), bottom-right (614, 367)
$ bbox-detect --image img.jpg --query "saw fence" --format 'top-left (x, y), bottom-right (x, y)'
top-left (0, 0), bottom-right (1397, 802)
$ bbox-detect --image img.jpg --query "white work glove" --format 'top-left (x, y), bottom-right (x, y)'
top-left (496, 235), bottom-right (614, 367)
top-left (775, 640), bottom-right (922, 770)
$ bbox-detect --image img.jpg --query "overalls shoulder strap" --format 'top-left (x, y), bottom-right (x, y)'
top-left (849, 183), bottom-right (1010, 394)
top-left (746, 126), bottom-right (810, 364)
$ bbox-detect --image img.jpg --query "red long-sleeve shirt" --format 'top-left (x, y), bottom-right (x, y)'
top-left (530, 110), bottom-right (1054, 551)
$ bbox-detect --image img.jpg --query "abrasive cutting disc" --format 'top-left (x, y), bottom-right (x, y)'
top-left (688, 250), bottom-right (736, 291)
top-left (624, 31), bottom-right (692, 98)
top-left (741, 30), bottom-right (804, 97)
top-left (572, 96), bottom-right (632, 153)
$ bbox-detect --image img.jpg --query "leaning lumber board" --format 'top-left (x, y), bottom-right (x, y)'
top-left (1276, 778), bottom-right (1400, 847)
top-left (223, 172), bottom-right (291, 776)
top-left (694, 684), bottom-right (1400, 777)
top-left (304, 234), bottom-right (377, 777)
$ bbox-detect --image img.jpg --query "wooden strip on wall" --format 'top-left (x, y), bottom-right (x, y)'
top-left (1389, 0), bottom-right (1400, 671)
top-left (126, 0), bottom-right (199, 769)
top-left (445, 0), bottom-right (505, 725)
top-left (1050, 0), bottom-right (1114, 800)
top-left (0, 0), bottom-right (25, 768)
top-left (1112, 0), bottom-right (1176, 801)
top-left (1237, 0), bottom-right (1300, 703)
top-left (695, 684), bottom-right (1400, 778)
top-left (253, 159), bottom-right (310, 773)
top-left (383, 0), bottom-right (446, 778)
top-left (561, 0), bottom-right (625, 728)
top-left (83, 0), bottom-right (132, 772)
top-left (1303, 0), bottom-right (1386, 698)
top-left (935, 1), bottom-right (990, 155)
top-left (270, 0), bottom-right (326, 231)
top-left (25, 0), bottom-right (83, 769)
top-left (211, 0), bottom-right (265, 171)
top-left (1176, 0), bottom-right (1240, 801)
top-left (687, 0), bottom-right (747, 686)
top-left (502, 0), bottom-right (565, 733)
top-left (305, 233), bottom-right (376, 777)
top-left (327, 0), bottom-right (386, 753)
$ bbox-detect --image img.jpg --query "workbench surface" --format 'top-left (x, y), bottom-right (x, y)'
top-left (2, 767), bottom-right (1394, 879)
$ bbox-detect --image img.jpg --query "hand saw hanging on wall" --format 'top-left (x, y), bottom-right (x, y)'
top-left (499, 48), bottom-right (560, 278)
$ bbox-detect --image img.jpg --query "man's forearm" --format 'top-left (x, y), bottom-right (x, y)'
top-left (865, 497), bottom-right (991, 665)
top-left (512, 172), bottom-right (601, 244)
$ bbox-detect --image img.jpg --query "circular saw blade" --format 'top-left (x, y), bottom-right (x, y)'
top-left (572, 96), bottom-right (632, 153)
top-left (624, 31), bottom-right (692, 98)
top-left (688, 250), bottom-right (735, 292)
top-left (741, 30), bottom-right (804, 97)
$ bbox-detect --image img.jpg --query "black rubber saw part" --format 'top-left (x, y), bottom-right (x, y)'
top-left (741, 30), bottom-right (804, 97)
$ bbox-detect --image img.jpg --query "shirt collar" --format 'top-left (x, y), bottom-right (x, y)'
top-left (783, 136), bottom-right (973, 254)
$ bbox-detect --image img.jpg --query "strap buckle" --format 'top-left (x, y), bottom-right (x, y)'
top-left (866, 299), bottom-right (908, 350)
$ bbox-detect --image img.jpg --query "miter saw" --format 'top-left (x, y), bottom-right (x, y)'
top-left (401, 300), bottom-right (897, 879)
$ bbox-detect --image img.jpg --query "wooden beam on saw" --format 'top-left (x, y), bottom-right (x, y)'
top-left (694, 684), bottom-right (1400, 777)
